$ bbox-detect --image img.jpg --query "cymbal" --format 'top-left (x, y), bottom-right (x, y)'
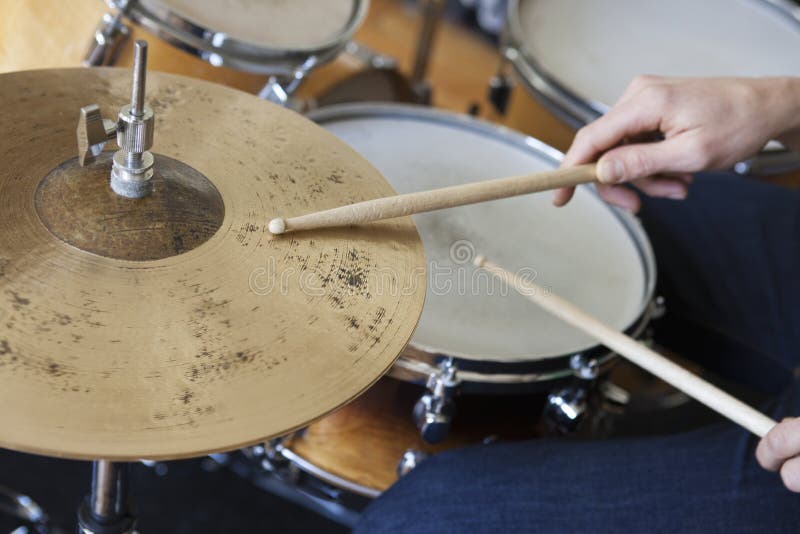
top-left (0, 68), bottom-right (425, 461)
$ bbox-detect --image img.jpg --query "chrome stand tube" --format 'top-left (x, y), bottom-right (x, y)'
top-left (77, 461), bottom-right (135, 534)
top-left (410, 0), bottom-right (446, 104)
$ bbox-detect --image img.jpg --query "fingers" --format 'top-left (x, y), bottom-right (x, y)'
top-left (562, 97), bottom-right (663, 168)
top-left (630, 176), bottom-right (690, 200)
top-left (553, 183), bottom-right (641, 212)
top-left (756, 417), bottom-right (800, 472)
top-left (552, 186), bottom-right (575, 207)
top-left (596, 184), bottom-right (641, 212)
top-left (595, 136), bottom-right (708, 184)
top-left (780, 456), bottom-right (800, 493)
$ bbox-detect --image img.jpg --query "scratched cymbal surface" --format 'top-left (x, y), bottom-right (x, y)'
top-left (0, 68), bottom-right (425, 461)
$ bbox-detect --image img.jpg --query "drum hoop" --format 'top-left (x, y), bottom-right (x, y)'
top-left (309, 103), bottom-right (657, 371)
top-left (503, 0), bottom-right (800, 127)
top-left (278, 445), bottom-right (381, 499)
top-left (106, 0), bottom-right (369, 74)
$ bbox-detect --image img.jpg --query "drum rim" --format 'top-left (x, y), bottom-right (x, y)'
top-left (278, 443), bottom-right (381, 498)
top-left (503, 0), bottom-right (800, 128)
top-left (309, 102), bottom-right (657, 369)
top-left (106, 0), bottom-right (369, 74)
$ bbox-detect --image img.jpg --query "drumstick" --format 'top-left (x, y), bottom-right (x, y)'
top-left (268, 164), bottom-right (597, 234)
top-left (474, 255), bottom-right (777, 438)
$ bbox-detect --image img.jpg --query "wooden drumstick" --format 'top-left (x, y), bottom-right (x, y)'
top-left (268, 164), bottom-right (598, 234)
top-left (474, 256), bottom-right (777, 438)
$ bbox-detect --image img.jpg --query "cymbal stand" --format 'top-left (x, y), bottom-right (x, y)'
top-left (77, 461), bottom-right (136, 534)
top-left (410, 0), bottom-right (446, 105)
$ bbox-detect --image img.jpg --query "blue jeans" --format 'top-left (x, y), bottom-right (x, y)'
top-left (355, 174), bottom-right (800, 533)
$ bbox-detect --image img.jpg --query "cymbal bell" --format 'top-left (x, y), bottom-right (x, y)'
top-left (0, 67), bottom-right (425, 461)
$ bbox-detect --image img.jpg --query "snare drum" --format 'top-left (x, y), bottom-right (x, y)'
top-left (499, 0), bottom-right (800, 170)
top-left (311, 103), bottom-right (658, 432)
top-left (237, 105), bottom-right (657, 522)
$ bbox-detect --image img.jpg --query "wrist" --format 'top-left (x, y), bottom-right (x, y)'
top-left (764, 77), bottom-right (800, 150)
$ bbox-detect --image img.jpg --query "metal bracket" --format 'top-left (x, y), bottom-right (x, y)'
top-left (396, 449), bottom-right (428, 478)
top-left (570, 353), bottom-right (600, 381)
top-left (83, 10), bottom-right (131, 67)
top-left (412, 358), bottom-right (460, 444)
top-left (258, 56), bottom-right (319, 105)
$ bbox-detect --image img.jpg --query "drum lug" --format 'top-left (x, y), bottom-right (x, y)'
top-left (262, 438), bottom-right (290, 468)
top-left (488, 57), bottom-right (514, 115)
top-left (84, 11), bottom-right (131, 67)
top-left (396, 449), bottom-right (428, 478)
top-left (412, 359), bottom-right (460, 444)
top-left (545, 385), bottom-right (589, 433)
top-left (570, 353), bottom-right (600, 380)
top-left (648, 296), bottom-right (667, 320)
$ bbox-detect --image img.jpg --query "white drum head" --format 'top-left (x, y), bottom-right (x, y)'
top-left (142, 0), bottom-right (361, 50)
top-left (513, 0), bottom-right (800, 113)
top-left (315, 105), bottom-right (654, 362)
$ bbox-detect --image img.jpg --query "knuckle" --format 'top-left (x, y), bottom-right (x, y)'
top-left (574, 126), bottom-right (591, 142)
top-left (574, 126), bottom-right (599, 152)
top-left (686, 138), bottom-right (715, 169)
top-left (640, 84), bottom-right (672, 109)
top-left (766, 425), bottom-right (792, 458)
top-left (626, 150), bottom-right (655, 178)
top-left (630, 74), bottom-right (657, 90)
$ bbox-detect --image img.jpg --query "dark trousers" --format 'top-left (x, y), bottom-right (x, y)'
top-left (355, 174), bottom-right (800, 533)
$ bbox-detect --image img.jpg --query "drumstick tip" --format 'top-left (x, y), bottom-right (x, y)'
top-left (268, 218), bottom-right (287, 235)
top-left (473, 255), bottom-right (487, 268)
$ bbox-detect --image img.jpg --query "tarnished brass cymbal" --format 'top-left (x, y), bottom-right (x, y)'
top-left (0, 68), bottom-right (425, 461)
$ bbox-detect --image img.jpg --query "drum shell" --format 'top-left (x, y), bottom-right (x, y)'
top-left (259, 378), bottom-right (546, 503)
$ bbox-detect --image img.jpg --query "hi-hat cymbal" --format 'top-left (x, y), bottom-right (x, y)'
top-left (0, 68), bottom-right (425, 461)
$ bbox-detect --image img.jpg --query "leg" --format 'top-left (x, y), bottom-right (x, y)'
top-left (355, 176), bottom-right (800, 532)
top-left (357, 383), bottom-right (800, 534)
top-left (638, 174), bottom-right (800, 393)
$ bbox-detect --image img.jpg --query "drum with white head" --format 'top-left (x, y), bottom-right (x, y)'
top-left (236, 105), bottom-right (659, 519)
top-left (311, 104), bottom-right (658, 394)
top-left (83, 0), bottom-right (368, 101)
top-left (117, 0), bottom-right (366, 74)
top-left (500, 0), bottom-right (800, 173)
top-left (505, 0), bottom-right (800, 126)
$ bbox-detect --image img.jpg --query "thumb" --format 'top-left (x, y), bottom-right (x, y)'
top-left (597, 138), bottom-right (697, 184)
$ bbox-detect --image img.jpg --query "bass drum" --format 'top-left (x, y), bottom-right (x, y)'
top-left (498, 0), bottom-right (800, 175)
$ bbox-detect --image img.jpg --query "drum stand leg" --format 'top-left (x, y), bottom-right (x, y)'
top-left (410, 0), bottom-right (446, 105)
top-left (77, 461), bottom-right (136, 534)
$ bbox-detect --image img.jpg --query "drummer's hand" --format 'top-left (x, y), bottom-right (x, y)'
top-left (757, 418), bottom-right (800, 492)
top-left (555, 76), bottom-right (800, 211)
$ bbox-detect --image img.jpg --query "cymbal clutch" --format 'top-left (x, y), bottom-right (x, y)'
top-left (77, 39), bottom-right (155, 199)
